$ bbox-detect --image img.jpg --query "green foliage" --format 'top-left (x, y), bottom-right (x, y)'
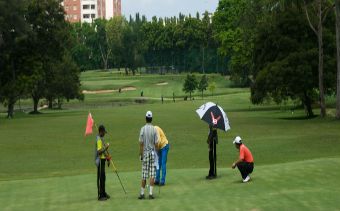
top-left (213, 0), bottom-right (264, 86)
top-left (25, 0), bottom-right (78, 113)
top-left (197, 75), bottom-right (209, 99)
top-left (251, 7), bottom-right (336, 117)
top-left (0, 0), bottom-right (31, 118)
top-left (0, 0), bottom-right (82, 116)
top-left (71, 13), bottom-right (225, 74)
top-left (183, 74), bottom-right (198, 99)
top-left (208, 81), bottom-right (217, 96)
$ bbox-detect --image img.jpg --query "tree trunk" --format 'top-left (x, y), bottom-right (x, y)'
top-left (304, 0), bottom-right (326, 117)
top-left (336, 0), bottom-right (340, 119)
top-left (190, 92), bottom-right (192, 100)
top-left (33, 97), bottom-right (39, 114)
top-left (304, 91), bottom-right (314, 118)
top-left (48, 97), bottom-right (53, 109)
top-left (57, 97), bottom-right (63, 109)
top-left (125, 67), bottom-right (128, 75)
top-left (104, 58), bottom-right (108, 70)
top-left (19, 98), bottom-right (22, 111)
top-left (318, 0), bottom-right (326, 118)
top-left (202, 47), bottom-right (205, 74)
top-left (202, 90), bottom-right (204, 99)
top-left (7, 99), bottom-right (15, 119)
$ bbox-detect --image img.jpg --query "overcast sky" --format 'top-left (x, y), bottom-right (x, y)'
top-left (122, 0), bottom-right (219, 20)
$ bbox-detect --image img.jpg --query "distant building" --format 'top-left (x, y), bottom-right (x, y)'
top-left (62, 0), bottom-right (121, 23)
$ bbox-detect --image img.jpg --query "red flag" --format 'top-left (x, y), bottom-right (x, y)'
top-left (85, 113), bottom-right (94, 136)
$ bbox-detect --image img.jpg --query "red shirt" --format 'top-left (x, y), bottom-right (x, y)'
top-left (239, 144), bottom-right (253, 163)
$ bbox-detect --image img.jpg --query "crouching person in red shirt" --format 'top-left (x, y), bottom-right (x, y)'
top-left (231, 136), bottom-right (254, 183)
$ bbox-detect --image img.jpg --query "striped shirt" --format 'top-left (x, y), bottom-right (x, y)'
top-left (139, 123), bottom-right (158, 154)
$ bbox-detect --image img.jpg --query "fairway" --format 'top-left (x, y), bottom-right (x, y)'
top-left (1, 72), bottom-right (340, 210)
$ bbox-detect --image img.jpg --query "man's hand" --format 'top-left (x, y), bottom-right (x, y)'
top-left (105, 143), bottom-right (110, 150)
top-left (232, 163), bottom-right (236, 169)
top-left (106, 155), bottom-right (112, 161)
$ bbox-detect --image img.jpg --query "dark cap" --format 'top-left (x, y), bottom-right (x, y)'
top-left (98, 125), bottom-right (107, 133)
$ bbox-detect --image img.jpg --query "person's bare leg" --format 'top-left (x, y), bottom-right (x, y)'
top-left (149, 177), bottom-right (154, 197)
top-left (139, 179), bottom-right (146, 199)
top-left (141, 179), bottom-right (146, 188)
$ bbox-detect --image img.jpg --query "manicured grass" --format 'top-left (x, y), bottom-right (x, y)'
top-left (0, 72), bottom-right (339, 210)
top-left (1, 158), bottom-right (339, 210)
top-left (1, 93), bottom-right (339, 180)
top-left (80, 71), bottom-right (236, 99)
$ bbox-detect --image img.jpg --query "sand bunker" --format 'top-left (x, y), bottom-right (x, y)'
top-left (156, 82), bottom-right (168, 86)
top-left (82, 86), bottom-right (136, 94)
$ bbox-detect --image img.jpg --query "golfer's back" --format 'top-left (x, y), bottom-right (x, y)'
top-left (139, 123), bottom-right (158, 153)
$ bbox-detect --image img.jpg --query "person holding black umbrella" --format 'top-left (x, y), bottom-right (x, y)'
top-left (206, 125), bottom-right (218, 179)
top-left (196, 102), bottom-right (230, 180)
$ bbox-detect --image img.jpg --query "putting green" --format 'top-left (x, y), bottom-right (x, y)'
top-left (1, 158), bottom-right (339, 210)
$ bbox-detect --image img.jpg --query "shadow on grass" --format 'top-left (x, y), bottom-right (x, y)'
top-left (29, 111), bottom-right (42, 115)
top-left (279, 115), bottom-right (318, 120)
top-left (227, 106), bottom-right (282, 113)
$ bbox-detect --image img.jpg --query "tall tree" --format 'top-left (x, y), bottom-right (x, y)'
top-left (213, 0), bottom-right (263, 86)
top-left (208, 82), bottom-right (217, 96)
top-left (198, 75), bottom-right (209, 99)
top-left (0, 0), bottom-right (30, 118)
top-left (336, 0), bottom-right (340, 119)
top-left (303, 0), bottom-right (334, 117)
top-left (183, 74), bottom-right (198, 100)
top-left (201, 11), bottom-right (213, 74)
top-left (93, 19), bottom-right (110, 70)
top-left (26, 0), bottom-right (74, 113)
top-left (106, 16), bottom-right (124, 71)
top-left (51, 53), bottom-right (82, 109)
top-left (251, 6), bottom-right (336, 117)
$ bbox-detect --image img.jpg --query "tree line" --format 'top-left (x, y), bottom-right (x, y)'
top-left (70, 12), bottom-right (228, 74)
top-left (2, 0), bottom-right (340, 119)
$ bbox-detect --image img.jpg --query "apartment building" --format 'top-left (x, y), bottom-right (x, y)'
top-left (63, 0), bottom-right (121, 23)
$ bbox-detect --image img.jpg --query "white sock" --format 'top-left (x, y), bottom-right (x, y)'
top-left (141, 187), bottom-right (145, 195)
top-left (149, 186), bottom-right (153, 195)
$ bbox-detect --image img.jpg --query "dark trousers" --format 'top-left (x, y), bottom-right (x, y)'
top-left (236, 162), bottom-right (254, 179)
top-left (97, 159), bottom-right (106, 198)
top-left (208, 140), bottom-right (217, 176)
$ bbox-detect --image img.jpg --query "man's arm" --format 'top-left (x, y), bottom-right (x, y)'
top-left (207, 130), bottom-right (212, 144)
top-left (232, 158), bottom-right (244, 169)
top-left (139, 143), bottom-right (144, 160)
top-left (232, 147), bottom-right (244, 168)
top-left (155, 129), bottom-right (161, 150)
top-left (98, 143), bottom-right (109, 155)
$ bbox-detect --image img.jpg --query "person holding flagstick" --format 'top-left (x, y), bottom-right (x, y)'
top-left (95, 125), bottom-right (111, 201)
top-left (85, 112), bottom-right (127, 200)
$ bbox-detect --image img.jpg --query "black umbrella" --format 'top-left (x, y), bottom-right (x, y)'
top-left (196, 102), bottom-right (230, 131)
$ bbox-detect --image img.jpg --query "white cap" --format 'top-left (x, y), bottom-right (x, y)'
top-left (146, 111), bottom-right (153, 118)
top-left (233, 136), bottom-right (242, 144)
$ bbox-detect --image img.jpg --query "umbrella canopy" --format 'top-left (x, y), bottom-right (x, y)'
top-left (196, 102), bottom-right (231, 132)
